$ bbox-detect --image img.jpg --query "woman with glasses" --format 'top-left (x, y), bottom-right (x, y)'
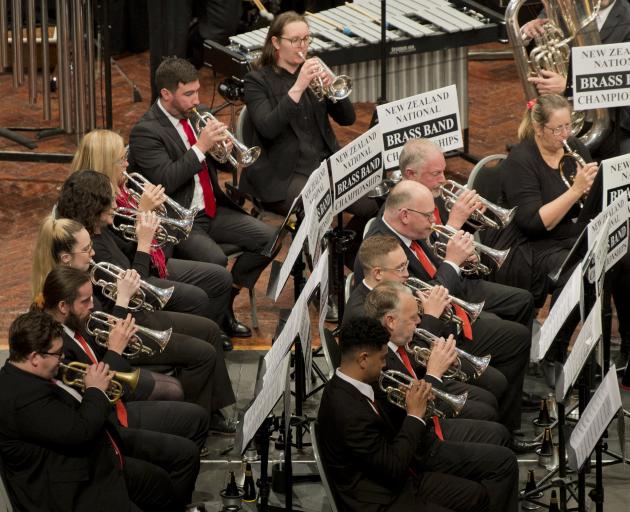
top-left (242, 11), bottom-right (378, 268)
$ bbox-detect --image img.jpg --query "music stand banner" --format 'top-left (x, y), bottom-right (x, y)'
top-left (376, 84), bottom-right (463, 171)
top-left (602, 153), bottom-right (630, 207)
top-left (302, 161), bottom-right (333, 264)
top-left (572, 42), bottom-right (630, 111)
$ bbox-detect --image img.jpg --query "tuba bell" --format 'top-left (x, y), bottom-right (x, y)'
top-left (86, 311), bottom-right (172, 359)
top-left (59, 361), bottom-right (140, 403)
top-left (378, 369), bottom-right (467, 418)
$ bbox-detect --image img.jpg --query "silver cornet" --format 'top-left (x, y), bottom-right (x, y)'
top-left (190, 107), bottom-right (261, 167)
top-left (113, 206), bottom-right (192, 248)
top-left (298, 52), bottom-right (352, 103)
top-left (429, 224), bottom-right (510, 276)
top-left (86, 311), bottom-right (171, 358)
top-left (89, 260), bottom-right (174, 312)
top-left (412, 328), bottom-right (490, 380)
top-left (122, 171), bottom-right (198, 223)
top-left (440, 180), bottom-right (516, 230)
top-left (378, 369), bottom-right (467, 418)
top-left (404, 277), bottom-right (484, 333)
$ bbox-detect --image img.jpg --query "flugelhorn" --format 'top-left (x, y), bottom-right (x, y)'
top-left (298, 52), bottom-right (352, 103)
top-left (429, 224), bottom-right (510, 275)
top-left (560, 140), bottom-right (594, 208)
top-left (440, 180), bottom-right (516, 230)
top-left (89, 260), bottom-right (174, 312)
top-left (190, 107), bottom-right (261, 167)
top-left (404, 277), bottom-right (484, 333)
top-left (122, 171), bottom-right (198, 223)
top-left (378, 369), bottom-right (467, 418)
top-left (59, 361), bottom-right (140, 403)
top-left (412, 328), bottom-right (490, 380)
top-left (113, 206), bottom-right (192, 247)
top-left (86, 311), bottom-right (172, 358)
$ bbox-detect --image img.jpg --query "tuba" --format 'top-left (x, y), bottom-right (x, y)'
top-left (113, 206), bottom-right (193, 247)
top-left (440, 180), bottom-right (517, 230)
top-left (429, 225), bottom-right (510, 275)
top-left (412, 328), bottom-right (491, 380)
top-left (378, 369), bottom-right (467, 418)
top-left (505, 0), bottom-right (609, 150)
top-left (86, 311), bottom-right (172, 359)
top-left (59, 361), bottom-right (140, 403)
top-left (298, 52), bottom-right (352, 103)
top-left (89, 260), bottom-right (174, 312)
top-left (190, 107), bottom-right (261, 167)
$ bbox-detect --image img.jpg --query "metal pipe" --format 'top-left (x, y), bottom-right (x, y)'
top-left (57, 0), bottom-right (72, 132)
top-left (41, 0), bottom-right (51, 120)
top-left (0, 0), bottom-right (8, 70)
top-left (71, 0), bottom-right (82, 136)
top-left (11, 0), bottom-right (24, 87)
top-left (26, 0), bottom-right (37, 103)
top-left (85, 0), bottom-right (95, 130)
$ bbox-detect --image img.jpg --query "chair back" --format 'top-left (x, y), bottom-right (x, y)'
top-left (311, 420), bottom-right (340, 512)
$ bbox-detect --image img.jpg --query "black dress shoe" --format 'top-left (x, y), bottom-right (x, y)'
top-left (522, 392), bottom-right (545, 410)
top-left (209, 412), bottom-right (236, 435)
top-left (221, 332), bottom-right (233, 352)
top-left (509, 437), bottom-right (540, 454)
top-left (223, 315), bottom-right (252, 338)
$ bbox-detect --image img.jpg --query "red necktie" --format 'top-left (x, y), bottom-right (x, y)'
top-left (396, 346), bottom-right (418, 379)
top-left (410, 241), bottom-right (473, 340)
top-left (74, 333), bottom-right (128, 428)
top-left (433, 206), bottom-right (443, 225)
top-left (179, 118), bottom-right (216, 218)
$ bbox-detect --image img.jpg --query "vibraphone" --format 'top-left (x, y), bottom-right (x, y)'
top-left (204, 0), bottom-right (504, 132)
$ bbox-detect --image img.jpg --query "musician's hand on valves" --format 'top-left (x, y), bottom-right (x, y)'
top-left (528, 70), bottom-right (567, 95)
top-left (135, 211), bottom-right (160, 252)
top-left (571, 162), bottom-right (598, 199)
top-left (291, 57), bottom-right (321, 96)
top-left (425, 335), bottom-right (457, 380)
top-left (84, 362), bottom-right (113, 393)
top-left (444, 230), bottom-right (475, 267)
top-left (138, 183), bottom-right (166, 213)
top-left (447, 189), bottom-right (483, 230)
top-left (107, 314), bottom-right (138, 355)
top-left (196, 119), bottom-right (228, 155)
top-left (521, 18), bottom-right (548, 40)
top-left (422, 284), bottom-right (450, 319)
top-left (115, 270), bottom-right (141, 308)
top-left (406, 379), bottom-right (432, 419)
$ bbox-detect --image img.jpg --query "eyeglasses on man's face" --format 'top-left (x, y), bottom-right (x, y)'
top-left (399, 207), bottom-right (434, 222)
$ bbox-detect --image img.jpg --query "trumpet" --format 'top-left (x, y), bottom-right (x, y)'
top-left (429, 224), bottom-right (510, 276)
top-left (404, 277), bottom-right (484, 333)
top-left (113, 206), bottom-right (193, 247)
top-left (89, 260), bottom-right (174, 312)
top-left (411, 328), bottom-right (491, 380)
top-left (122, 171), bottom-right (198, 223)
top-left (439, 180), bottom-right (516, 230)
top-left (59, 361), bottom-right (140, 404)
top-left (560, 140), bottom-right (593, 208)
top-left (378, 369), bottom-right (467, 418)
top-left (189, 107), bottom-right (261, 167)
top-left (86, 311), bottom-right (172, 359)
top-left (298, 52), bottom-right (352, 103)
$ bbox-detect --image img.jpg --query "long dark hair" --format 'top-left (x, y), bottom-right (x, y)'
top-left (254, 11), bottom-right (307, 70)
top-left (57, 170), bottom-right (113, 234)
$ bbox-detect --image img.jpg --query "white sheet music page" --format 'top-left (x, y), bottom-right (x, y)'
top-left (556, 296), bottom-right (602, 403)
top-left (533, 264), bottom-right (582, 361)
top-left (241, 352), bottom-right (291, 454)
top-left (587, 193), bottom-right (628, 272)
top-left (568, 366), bottom-right (622, 471)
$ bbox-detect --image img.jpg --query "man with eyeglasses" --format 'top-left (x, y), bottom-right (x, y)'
top-left (0, 309), bottom-right (200, 511)
top-left (355, 180), bottom-right (539, 453)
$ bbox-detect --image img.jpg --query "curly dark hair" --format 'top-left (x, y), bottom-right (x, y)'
top-left (56, 170), bottom-right (113, 234)
top-left (339, 317), bottom-right (389, 358)
top-left (9, 309), bottom-right (63, 362)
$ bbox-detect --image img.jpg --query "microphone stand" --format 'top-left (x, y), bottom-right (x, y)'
top-left (369, 0), bottom-right (388, 127)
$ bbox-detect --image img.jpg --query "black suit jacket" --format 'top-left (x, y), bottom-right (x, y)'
top-left (128, 102), bottom-right (240, 212)
top-left (241, 65), bottom-right (355, 202)
top-left (0, 363), bottom-right (131, 512)
top-left (317, 374), bottom-right (427, 512)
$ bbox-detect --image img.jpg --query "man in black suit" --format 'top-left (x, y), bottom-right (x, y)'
top-left (0, 310), bottom-right (198, 512)
top-left (129, 57), bottom-right (276, 338)
top-left (355, 180), bottom-right (534, 439)
top-left (317, 317), bottom-right (519, 512)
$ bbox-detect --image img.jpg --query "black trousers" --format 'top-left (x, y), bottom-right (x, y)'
top-left (464, 279), bottom-right (535, 329)
top-left (442, 379), bottom-right (499, 422)
top-left (175, 207), bottom-right (276, 289)
top-left (440, 418), bottom-right (510, 446)
top-left (121, 427), bottom-right (200, 511)
top-left (145, 257), bottom-right (232, 324)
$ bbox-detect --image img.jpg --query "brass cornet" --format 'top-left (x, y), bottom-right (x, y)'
top-left (122, 171), bottom-right (198, 223)
top-left (86, 311), bottom-right (172, 359)
top-left (429, 224), bottom-right (510, 276)
top-left (113, 206), bottom-right (193, 247)
top-left (89, 260), bottom-right (174, 312)
top-left (412, 328), bottom-right (491, 380)
top-left (59, 361), bottom-right (140, 404)
top-left (298, 52), bottom-right (352, 103)
top-left (378, 369), bottom-right (467, 418)
top-left (190, 107), bottom-right (260, 167)
top-left (439, 180), bottom-right (516, 230)
top-left (404, 277), bottom-right (484, 334)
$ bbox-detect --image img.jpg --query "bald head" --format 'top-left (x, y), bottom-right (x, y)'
top-left (383, 181), bottom-right (435, 241)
